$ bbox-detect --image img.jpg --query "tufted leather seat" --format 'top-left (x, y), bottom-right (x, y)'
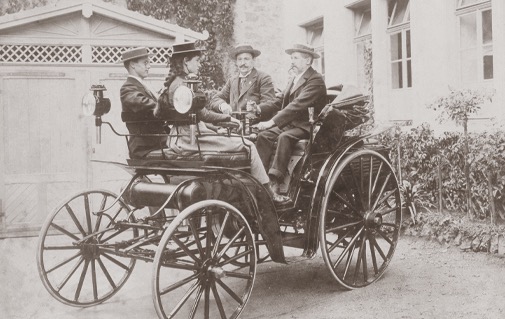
top-left (129, 148), bottom-right (250, 168)
top-left (127, 140), bottom-right (309, 169)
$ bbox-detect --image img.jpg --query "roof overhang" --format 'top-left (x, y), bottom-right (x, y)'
top-left (0, 0), bottom-right (209, 41)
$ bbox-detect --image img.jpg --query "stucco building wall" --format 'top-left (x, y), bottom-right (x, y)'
top-left (231, 0), bottom-right (286, 89)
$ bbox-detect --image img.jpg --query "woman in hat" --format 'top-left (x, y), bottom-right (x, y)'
top-left (154, 42), bottom-right (284, 201)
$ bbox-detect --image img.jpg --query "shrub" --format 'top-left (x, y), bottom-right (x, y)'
top-left (380, 123), bottom-right (505, 223)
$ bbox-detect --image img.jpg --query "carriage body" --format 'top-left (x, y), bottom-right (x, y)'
top-left (36, 83), bottom-right (402, 318)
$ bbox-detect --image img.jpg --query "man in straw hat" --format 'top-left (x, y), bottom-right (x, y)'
top-left (255, 44), bottom-right (327, 199)
top-left (119, 47), bottom-right (167, 159)
top-left (210, 44), bottom-right (276, 121)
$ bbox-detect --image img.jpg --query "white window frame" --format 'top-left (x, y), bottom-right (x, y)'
top-left (388, 0), bottom-right (412, 89)
top-left (457, 0), bottom-right (488, 10)
top-left (301, 17), bottom-right (325, 77)
top-left (354, 8), bottom-right (372, 91)
top-left (456, 0), bottom-right (493, 83)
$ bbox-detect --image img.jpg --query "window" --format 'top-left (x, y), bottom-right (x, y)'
top-left (388, 0), bottom-right (411, 89)
top-left (457, 1), bottom-right (492, 82)
top-left (355, 10), bottom-right (371, 38)
top-left (458, 0), bottom-right (486, 8)
top-left (354, 8), bottom-right (372, 91)
top-left (303, 18), bottom-right (325, 77)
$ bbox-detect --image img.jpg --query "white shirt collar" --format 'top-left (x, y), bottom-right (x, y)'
top-left (293, 67), bottom-right (309, 85)
top-left (239, 70), bottom-right (252, 78)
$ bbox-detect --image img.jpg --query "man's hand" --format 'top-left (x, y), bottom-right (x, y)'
top-left (219, 103), bottom-right (232, 115)
top-left (216, 127), bottom-right (228, 135)
top-left (257, 119), bottom-right (275, 131)
top-left (274, 87), bottom-right (283, 98)
top-left (230, 117), bottom-right (243, 132)
top-left (246, 100), bottom-right (260, 113)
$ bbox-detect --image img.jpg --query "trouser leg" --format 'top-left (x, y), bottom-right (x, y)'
top-left (268, 127), bottom-right (309, 180)
top-left (243, 139), bottom-right (270, 185)
top-left (256, 127), bottom-right (282, 169)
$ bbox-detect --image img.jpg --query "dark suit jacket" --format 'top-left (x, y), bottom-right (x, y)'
top-left (269, 67), bottom-right (326, 131)
top-left (210, 68), bottom-right (276, 119)
top-left (120, 76), bottom-right (167, 159)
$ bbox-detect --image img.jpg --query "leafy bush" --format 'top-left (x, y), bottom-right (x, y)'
top-left (0, 0), bottom-right (47, 15)
top-left (380, 123), bottom-right (505, 222)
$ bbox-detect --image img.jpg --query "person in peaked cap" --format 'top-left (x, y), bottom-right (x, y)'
top-left (119, 47), bottom-right (167, 159)
top-left (153, 42), bottom-right (285, 202)
top-left (209, 44), bottom-right (276, 122)
top-left (255, 44), bottom-right (327, 202)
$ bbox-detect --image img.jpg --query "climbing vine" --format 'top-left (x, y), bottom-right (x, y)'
top-left (127, 0), bottom-right (236, 89)
top-left (362, 38), bottom-right (375, 128)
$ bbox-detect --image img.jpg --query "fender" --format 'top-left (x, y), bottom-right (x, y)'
top-left (304, 135), bottom-right (370, 257)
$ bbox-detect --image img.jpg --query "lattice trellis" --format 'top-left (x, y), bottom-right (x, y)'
top-left (0, 44), bottom-right (82, 63)
top-left (92, 46), bottom-right (173, 64)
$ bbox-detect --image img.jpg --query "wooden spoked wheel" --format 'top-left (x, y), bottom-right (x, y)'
top-left (37, 190), bottom-right (137, 306)
top-left (152, 200), bottom-right (256, 319)
top-left (319, 150), bottom-right (402, 289)
top-left (211, 214), bottom-right (270, 267)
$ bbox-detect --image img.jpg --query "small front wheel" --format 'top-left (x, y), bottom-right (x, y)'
top-left (152, 200), bottom-right (256, 319)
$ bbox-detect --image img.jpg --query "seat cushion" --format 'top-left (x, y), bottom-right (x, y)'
top-left (128, 148), bottom-right (250, 168)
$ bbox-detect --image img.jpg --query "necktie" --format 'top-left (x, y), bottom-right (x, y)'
top-left (240, 77), bottom-right (246, 91)
top-left (286, 78), bottom-right (295, 95)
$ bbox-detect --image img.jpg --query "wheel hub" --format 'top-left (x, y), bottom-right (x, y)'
top-left (201, 258), bottom-right (226, 280)
top-left (365, 211), bottom-right (382, 228)
top-left (80, 238), bottom-right (100, 259)
top-left (208, 265), bottom-right (226, 279)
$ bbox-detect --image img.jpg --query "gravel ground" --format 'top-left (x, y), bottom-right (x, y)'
top-left (1, 235), bottom-right (504, 318)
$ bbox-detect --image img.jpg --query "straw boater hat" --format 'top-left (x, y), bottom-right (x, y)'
top-left (119, 47), bottom-right (153, 63)
top-left (285, 44), bottom-right (320, 59)
top-left (230, 44), bottom-right (261, 59)
top-left (170, 42), bottom-right (206, 57)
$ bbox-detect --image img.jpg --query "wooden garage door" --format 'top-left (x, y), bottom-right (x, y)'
top-left (1, 70), bottom-right (89, 236)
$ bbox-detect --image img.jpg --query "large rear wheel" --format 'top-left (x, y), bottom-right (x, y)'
top-left (153, 200), bottom-right (256, 319)
top-left (319, 149), bottom-right (402, 289)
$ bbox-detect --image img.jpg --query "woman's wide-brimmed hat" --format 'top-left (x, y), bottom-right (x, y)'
top-left (285, 44), bottom-right (320, 59)
top-left (119, 47), bottom-right (153, 63)
top-left (230, 44), bottom-right (261, 59)
top-left (171, 42), bottom-right (206, 57)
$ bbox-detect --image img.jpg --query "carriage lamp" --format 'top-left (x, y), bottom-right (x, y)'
top-left (172, 84), bottom-right (206, 114)
top-left (173, 81), bottom-right (206, 145)
top-left (82, 85), bottom-right (111, 144)
top-left (82, 85), bottom-right (111, 117)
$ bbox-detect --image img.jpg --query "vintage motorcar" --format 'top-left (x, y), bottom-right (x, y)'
top-left (37, 79), bottom-right (401, 319)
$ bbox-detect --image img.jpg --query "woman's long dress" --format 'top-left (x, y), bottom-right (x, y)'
top-left (157, 75), bottom-right (269, 184)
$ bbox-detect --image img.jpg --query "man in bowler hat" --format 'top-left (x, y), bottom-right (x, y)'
top-left (255, 44), bottom-right (327, 199)
top-left (210, 44), bottom-right (276, 121)
top-left (119, 47), bottom-right (167, 159)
